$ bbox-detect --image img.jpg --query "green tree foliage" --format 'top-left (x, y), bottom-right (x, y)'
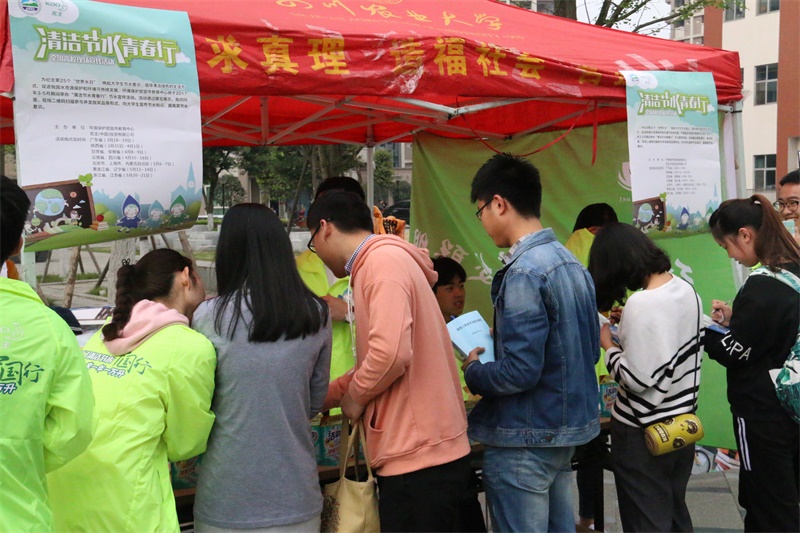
top-left (591, 0), bottom-right (743, 35)
top-left (237, 146), bottom-right (296, 204)
top-left (214, 174), bottom-right (246, 208)
top-left (373, 149), bottom-right (398, 203)
top-left (202, 147), bottom-right (238, 225)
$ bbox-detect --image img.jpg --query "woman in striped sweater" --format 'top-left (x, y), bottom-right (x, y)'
top-left (589, 222), bottom-right (703, 532)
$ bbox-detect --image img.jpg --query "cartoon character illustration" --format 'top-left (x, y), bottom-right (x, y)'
top-left (69, 210), bottom-right (79, 226)
top-left (166, 195), bottom-right (189, 225)
top-left (142, 200), bottom-right (165, 230)
top-left (677, 207), bottom-right (690, 230)
top-left (117, 195), bottom-right (142, 232)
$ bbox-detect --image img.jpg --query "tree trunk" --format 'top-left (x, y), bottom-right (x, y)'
top-left (286, 158), bottom-right (310, 235)
top-left (553, 0), bottom-right (577, 20)
top-left (177, 230), bottom-right (195, 268)
top-left (203, 186), bottom-right (216, 230)
top-left (62, 246), bottom-right (81, 308)
top-left (108, 238), bottom-right (136, 304)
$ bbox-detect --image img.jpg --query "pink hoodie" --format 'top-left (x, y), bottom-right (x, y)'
top-left (325, 235), bottom-right (470, 476)
top-left (103, 300), bottom-right (189, 356)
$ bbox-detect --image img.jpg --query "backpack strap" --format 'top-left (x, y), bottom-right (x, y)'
top-left (750, 266), bottom-right (800, 295)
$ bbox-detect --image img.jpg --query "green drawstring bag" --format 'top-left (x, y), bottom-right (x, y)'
top-left (751, 267), bottom-right (800, 423)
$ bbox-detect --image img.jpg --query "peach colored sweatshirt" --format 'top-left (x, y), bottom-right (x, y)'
top-left (325, 235), bottom-right (470, 476)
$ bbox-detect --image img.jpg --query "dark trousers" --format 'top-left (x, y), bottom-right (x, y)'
top-left (377, 455), bottom-right (473, 532)
top-left (733, 416), bottom-right (800, 532)
top-left (577, 465), bottom-right (603, 520)
top-left (611, 419), bottom-right (694, 532)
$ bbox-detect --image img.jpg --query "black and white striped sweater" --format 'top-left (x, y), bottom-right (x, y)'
top-left (605, 275), bottom-right (704, 428)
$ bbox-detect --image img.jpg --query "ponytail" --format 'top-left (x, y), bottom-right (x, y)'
top-left (101, 249), bottom-right (194, 342)
top-left (709, 194), bottom-right (800, 271)
top-left (102, 262), bottom-right (137, 341)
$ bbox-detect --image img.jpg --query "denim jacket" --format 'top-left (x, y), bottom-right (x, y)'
top-left (465, 228), bottom-right (600, 447)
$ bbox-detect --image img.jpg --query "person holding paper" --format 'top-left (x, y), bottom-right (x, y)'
top-left (432, 256), bottom-right (487, 533)
top-left (463, 153), bottom-right (600, 532)
top-left (590, 222), bottom-right (702, 533)
top-left (705, 196), bottom-right (800, 533)
top-left (307, 191), bottom-right (472, 532)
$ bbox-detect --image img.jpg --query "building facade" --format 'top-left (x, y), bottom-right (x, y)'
top-left (670, 0), bottom-right (799, 196)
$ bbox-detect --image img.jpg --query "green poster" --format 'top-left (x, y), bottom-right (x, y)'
top-left (413, 122), bottom-right (737, 448)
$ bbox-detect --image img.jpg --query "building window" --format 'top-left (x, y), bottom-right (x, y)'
top-left (754, 63), bottom-right (778, 105)
top-left (754, 154), bottom-right (777, 190)
top-left (692, 37), bottom-right (704, 45)
top-left (725, 3), bottom-right (745, 21)
top-left (535, 0), bottom-right (554, 15)
top-left (757, 0), bottom-right (780, 14)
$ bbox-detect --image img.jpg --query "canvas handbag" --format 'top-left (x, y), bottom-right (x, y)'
top-left (320, 417), bottom-right (380, 533)
top-left (750, 266), bottom-right (800, 423)
top-left (643, 279), bottom-right (705, 455)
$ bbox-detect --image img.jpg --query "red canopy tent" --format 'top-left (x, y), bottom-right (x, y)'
top-left (0, 0), bottom-right (742, 148)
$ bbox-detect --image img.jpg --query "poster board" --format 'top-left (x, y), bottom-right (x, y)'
top-left (8, 0), bottom-right (203, 252)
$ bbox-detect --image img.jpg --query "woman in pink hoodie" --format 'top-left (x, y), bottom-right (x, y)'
top-left (48, 248), bottom-right (216, 532)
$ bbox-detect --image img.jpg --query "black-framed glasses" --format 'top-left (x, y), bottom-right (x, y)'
top-left (475, 202), bottom-right (490, 220)
top-left (773, 200), bottom-right (800, 212)
top-left (307, 218), bottom-right (332, 253)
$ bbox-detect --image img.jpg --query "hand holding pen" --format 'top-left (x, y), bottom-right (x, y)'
top-left (711, 299), bottom-right (732, 327)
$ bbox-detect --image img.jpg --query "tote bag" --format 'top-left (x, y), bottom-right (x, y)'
top-left (320, 418), bottom-right (380, 533)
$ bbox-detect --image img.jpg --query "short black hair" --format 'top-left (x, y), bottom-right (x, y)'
top-left (573, 203), bottom-right (618, 232)
top-left (432, 257), bottom-right (466, 292)
top-left (470, 153), bottom-right (542, 218)
top-left (307, 191), bottom-right (372, 234)
top-left (315, 176), bottom-right (365, 200)
top-left (588, 222), bottom-right (672, 312)
top-left (1, 176), bottom-right (31, 262)
top-left (779, 169), bottom-right (800, 187)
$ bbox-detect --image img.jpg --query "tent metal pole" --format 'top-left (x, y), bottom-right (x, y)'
top-left (367, 125), bottom-right (375, 210)
top-left (260, 97), bottom-right (269, 145)
top-left (202, 96), bottom-right (250, 127)
top-left (268, 97), bottom-right (350, 144)
top-left (732, 100), bottom-right (746, 198)
top-left (731, 99), bottom-right (749, 288)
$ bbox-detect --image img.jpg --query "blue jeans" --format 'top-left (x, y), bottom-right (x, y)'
top-left (482, 445), bottom-right (576, 533)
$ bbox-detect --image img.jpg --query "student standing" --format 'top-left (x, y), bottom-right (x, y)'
top-left (463, 153), bottom-right (600, 532)
top-left (192, 204), bottom-right (331, 532)
top-left (48, 248), bottom-right (216, 532)
top-left (706, 195), bottom-right (800, 532)
top-left (307, 191), bottom-right (471, 532)
top-left (589, 222), bottom-right (702, 532)
top-left (296, 177), bottom-right (363, 398)
top-left (0, 176), bottom-right (94, 532)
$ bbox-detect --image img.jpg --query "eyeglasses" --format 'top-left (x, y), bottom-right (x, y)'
top-left (307, 218), bottom-right (332, 253)
top-left (773, 200), bottom-right (800, 212)
top-left (475, 202), bottom-right (490, 220)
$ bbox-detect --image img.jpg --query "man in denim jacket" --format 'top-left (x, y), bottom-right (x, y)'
top-left (463, 154), bottom-right (600, 532)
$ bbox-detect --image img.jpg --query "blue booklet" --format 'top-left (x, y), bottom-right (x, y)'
top-left (447, 311), bottom-right (495, 364)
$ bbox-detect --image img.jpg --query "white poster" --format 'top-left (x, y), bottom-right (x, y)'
top-left (622, 71), bottom-right (722, 236)
top-left (9, 0), bottom-right (202, 251)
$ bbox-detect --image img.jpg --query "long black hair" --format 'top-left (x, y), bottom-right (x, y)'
top-left (214, 203), bottom-right (328, 342)
top-left (588, 222), bottom-right (672, 312)
top-left (103, 248), bottom-right (194, 341)
top-left (709, 194), bottom-right (800, 271)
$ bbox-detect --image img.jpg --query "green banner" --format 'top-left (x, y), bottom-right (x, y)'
top-left (412, 122), bottom-right (737, 448)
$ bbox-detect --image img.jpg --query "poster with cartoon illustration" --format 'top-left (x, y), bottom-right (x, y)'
top-left (622, 71), bottom-right (722, 236)
top-left (9, 0), bottom-right (202, 252)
